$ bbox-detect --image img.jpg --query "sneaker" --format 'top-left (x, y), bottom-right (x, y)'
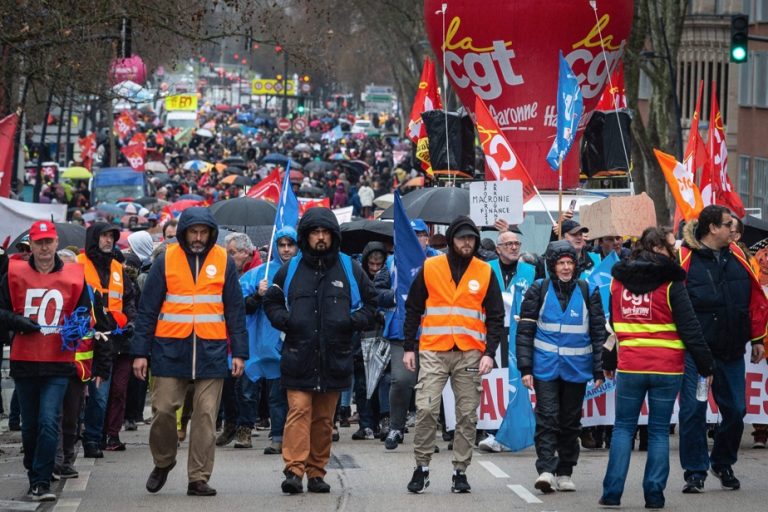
top-left (710, 466), bottom-right (740, 490)
top-left (752, 431), bottom-right (767, 449)
top-left (104, 435), bottom-right (126, 451)
top-left (407, 466), bottom-right (429, 493)
top-left (754, 439), bottom-right (767, 449)
top-left (307, 477), bottom-right (331, 493)
top-left (215, 423), bottom-right (237, 447)
top-left (451, 470), bottom-right (471, 493)
top-left (556, 475), bottom-right (576, 492)
top-left (281, 470), bottom-right (303, 494)
top-left (535, 472), bottom-right (557, 494)
top-left (83, 442), bottom-right (103, 458)
top-left (379, 416), bottom-right (391, 440)
top-left (349, 412), bottom-right (360, 424)
top-left (352, 427), bottom-right (375, 440)
top-left (256, 418), bottom-right (271, 430)
top-left (682, 475), bottom-right (705, 493)
top-left (8, 423), bottom-right (21, 431)
top-left (478, 434), bottom-right (510, 453)
top-left (385, 429), bottom-right (404, 450)
top-left (233, 426), bottom-right (253, 449)
top-left (406, 411), bottom-right (416, 428)
top-left (30, 483), bottom-right (56, 502)
top-left (51, 469), bottom-right (61, 481)
top-left (124, 419), bottom-right (138, 431)
top-left (332, 426), bottom-right (340, 442)
top-left (264, 441), bottom-right (282, 455)
top-left (58, 466), bottom-right (79, 479)
top-left (598, 497), bottom-right (621, 508)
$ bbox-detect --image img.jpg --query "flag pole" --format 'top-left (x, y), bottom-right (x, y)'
top-left (263, 221), bottom-right (277, 278)
top-left (533, 184), bottom-right (557, 226)
top-left (557, 157), bottom-right (563, 240)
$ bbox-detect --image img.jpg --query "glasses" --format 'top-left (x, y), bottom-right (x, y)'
top-left (497, 242), bottom-right (521, 248)
top-left (721, 221), bottom-right (734, 228)
top-left (416, 233), bottom-right (430, 238)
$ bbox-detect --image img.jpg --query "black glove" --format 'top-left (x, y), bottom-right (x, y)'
top-left (244, 293), bottom-right (261, 315)
top-left (121, 322), bottom-right (135, 338)
top-left (12, 313), bottom-right (41, 333)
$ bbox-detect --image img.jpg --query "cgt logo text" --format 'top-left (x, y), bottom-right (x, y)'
top-left (444, 14), bottom-right (623, 102)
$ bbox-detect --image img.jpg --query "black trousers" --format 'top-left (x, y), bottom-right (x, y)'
top-left (533, 378), bottom-right (587, 476)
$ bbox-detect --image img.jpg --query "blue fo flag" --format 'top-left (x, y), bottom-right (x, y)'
top-left (275, 161), bottom-right (299, 231)
top-left (495, 261), bottom-right (536, 452)
top-left (384, 191), bottom-right (426, 340)
top-left (587, 251), bottom-right (619, 319)
top-left (546, 51), bottom-right (584, 170)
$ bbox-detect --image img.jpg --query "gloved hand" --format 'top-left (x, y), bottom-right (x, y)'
top-left (14, 314), bottom-right (41, 333)
top-left (121, 322), bottom-right (135, 338)
top-left (244, 293), bottom-right (261, 315)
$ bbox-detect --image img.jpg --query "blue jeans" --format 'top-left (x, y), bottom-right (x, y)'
top-left (601, 372), bottom-right (682, 507)
top-left (679, 353), bottom-right (745, 479)
top-left (236, 375), bottom-right (260, 428)
top-left (267, 378), bottom-right (287, 442)
top-left (82, 375), bottom-right (111, 445)
top-left (15, 376), bottom-right (69, 486)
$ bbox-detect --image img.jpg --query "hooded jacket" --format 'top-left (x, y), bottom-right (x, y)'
top-left (362, 241), bottom-right (395, 309)
top-left (263, 207), bottom-right (377, 391)
top-left (603, 252), bottom-right (715, 375)
top-left (403, 215), bottom-right (505, 358)
top-left (680, 220), bottom-right (766, 360)
top-left (81, 222), bottom-right (137, 372)
top-left (131, 207), bottom-right (248, 379)
top-left (516, 240), bottom-right (607, 380)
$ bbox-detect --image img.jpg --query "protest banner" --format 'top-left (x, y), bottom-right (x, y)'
top-left (579, 192), bottom-right (657, 239)
top-left (468, 180), bottom-right (523, 227)
top-left (165, 94), bottom-right (198, 112)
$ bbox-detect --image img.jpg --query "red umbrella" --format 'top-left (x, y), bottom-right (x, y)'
top-left (215, 104), bottom-right (234, 112)
top-left (282, 169), bottom-right (304, 183)
top-left (164, 199), bottom-right (205, 217)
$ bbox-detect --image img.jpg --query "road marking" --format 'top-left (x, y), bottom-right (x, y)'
top-left (478, 460), bottom-right (510, 478)
top-left (508, 484), bottom-right (543, 504)
top-left (77, 457), bottom-right (94, 467)
top-left (64, 470), bottom-right (90, 492)
top-left (52, 498), bottom-right (81, 512)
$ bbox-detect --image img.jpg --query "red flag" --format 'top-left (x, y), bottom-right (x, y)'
top-left (129, 132), bottom-right (146, 146)
top-left (0, 113), bottom-right (19, 198)
top-left (78, 132), bottom-right (97, 170)
top-left (673, 80), bottom-right (707, 227)
top-left (595, 62), bottom-right (628, 111)
top-left (114, 113), bottom-right (135, 140)
top-left (474, 96), bottom-right (536, 203)
top-left (246, 167), bottom-right (281, 203)
top-left (407, 57), bottom-right (443, 143)
top-left (120, 143), bottom-right (146, 171)
top-left (702, 84), bottom-right (745, 217)
top-left (298, 197), bottom-right (330, 215)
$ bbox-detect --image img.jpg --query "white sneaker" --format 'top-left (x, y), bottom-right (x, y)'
top-left (534, 472), bottom-right (557, 494)
top-left (556, 475), bottom-right (576, 492)
top-left (477, 434), bottom-right (510, 453)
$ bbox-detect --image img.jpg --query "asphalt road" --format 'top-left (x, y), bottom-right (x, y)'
top-left (1, 419), bottom-right (768, 512)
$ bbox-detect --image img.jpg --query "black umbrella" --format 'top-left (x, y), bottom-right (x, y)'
top-left (223, 156), bottom-right (247, 166)
top-left (742, 215), bottom-right (768, 249)
top-left (8, 222), bottom-right (86, 253)
top-left (340, 219), bottom-right (393, 254)
top-left (296, 186), bottom-right (325, 198)
top-left (228, 175), bottom-right (252, 187)
top-left (224, 166), bottom-right (244, 175)
top-left (379, 187), bottom-right (469, 225)
top-left (135, 196), bottom-right (159, 206)
top-left (209, 197), bottom-right (276, 226)
top-left (256, 140), bottom-right (271, 149)
top-left (217, 225), bottom-right (275, 249)
top-left (305, 160), bottom-right (334, 173)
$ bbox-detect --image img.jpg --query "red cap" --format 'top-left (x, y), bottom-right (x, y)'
top-left (29, 221), bottom-right (57, 241)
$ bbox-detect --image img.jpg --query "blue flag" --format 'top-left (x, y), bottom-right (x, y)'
top-left (384, 191), bottom-right (426, 340)
top-left (587, 251), bottom-right (619, 319)
top-left (495, 261), bottom-right (536, 452)
top-left (546, 51), bottom-right (584, 170)
top-left (275, 161), bottom-right (299, 231)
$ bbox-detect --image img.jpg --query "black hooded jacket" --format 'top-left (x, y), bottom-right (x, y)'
top-left (602, 252), bottom-right (715, 375)
top-left (131, 207), bottom-right (248, 379)
top-left (403, 216), bottom-right (506, 358)
top-left (263, 207), bottom-right (377, 391)
top-left (362, 241), bottom-right (394, 309)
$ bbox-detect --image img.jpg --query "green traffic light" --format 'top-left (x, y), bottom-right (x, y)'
top-left (732, 46), bottom-right (747, 62)
top-left (297, 106), bottom-right (305, 113)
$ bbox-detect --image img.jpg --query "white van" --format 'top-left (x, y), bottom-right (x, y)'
top-left (163, 111), bottom-right (198, 130)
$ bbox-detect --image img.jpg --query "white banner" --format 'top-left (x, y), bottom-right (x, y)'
top-left (332, 206), bottom-right (354, 225)
top-left (0, 197), bottom-right (67, 243)
top-left (468, 180), bottom-right (524, 227)
top-left (442, 351), bottom-right (768, 430)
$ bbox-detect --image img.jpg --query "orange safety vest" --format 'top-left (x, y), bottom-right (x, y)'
top-left (420, 254), bottom-right (491, 352)
top-left (76, 253), bottom-right (125, 313)
top-left (610, 280), bottom-right (685, 375)
top-left (155, 243), bottom-right (228, 340)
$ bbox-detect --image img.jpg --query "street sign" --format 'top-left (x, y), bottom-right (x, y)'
top-left (277, 118), bottom-right (292, 131)
top-left (300, 82), bottom-right (311, 93)
top-left (292, 117), bottom-right (307, 132)
top-left (251, 78), bottom-right (298, 96)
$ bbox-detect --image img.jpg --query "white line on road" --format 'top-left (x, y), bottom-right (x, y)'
top-left (64, 470), bottom-right (90, 492)
top-left (77, 457), bottom-right (94, 467)
top-left (507, 484), bottom-right (543, 504)
top-left (52, 498), bottom-right (81, 512)
top-left (478, 460), bottom-right (510, 478)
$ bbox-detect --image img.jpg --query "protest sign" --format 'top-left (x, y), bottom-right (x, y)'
top-left (469, 180), bottom-right (523, 227)
top-left (579, 192), bottom-right (656, 240)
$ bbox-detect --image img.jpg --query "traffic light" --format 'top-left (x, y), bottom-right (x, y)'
top-left (730, 14), bottom-right (749, 63)
top-left (302, 75), bottom-right (310, 82)
top-left (297, 97), bottom-right (305, 114)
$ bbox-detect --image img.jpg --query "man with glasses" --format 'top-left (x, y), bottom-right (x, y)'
top-left (411, 219), bottom-right (441, 257)
top-left (678, 205), bottom-right (768, 493)
top-left (594, 235), bottom-right (630, 260)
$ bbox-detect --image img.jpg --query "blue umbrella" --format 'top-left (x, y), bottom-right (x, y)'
top-left (96, 203), bottom-right (125, 216)
top-left (183, 159), bottom-right (211, 172)
top-left (180, 193), bottom-right (205, 201)
top-left (261, 153), bottom-right (291, 165)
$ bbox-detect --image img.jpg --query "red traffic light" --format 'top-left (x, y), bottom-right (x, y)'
top-left (200, 56), bottom-right (206, 63)
top-left (233, 53), bottom-right (239, 60)
top-left (275, 45), bottom-right (283, 53)
top-left (252, 43), bottom-right (260, 50)
top-left (241, 59), bottom-right (247, 65)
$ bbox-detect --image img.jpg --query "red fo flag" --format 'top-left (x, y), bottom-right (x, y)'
top-left (474, 96), bottom-right (536, 203)
top-left (702, 84), bottom-right (745, 218)
top-left (246, 167), bottom-right (281, 203)
top-left (595, 62), bottom-right (628, 112)
top-left (120, 143), bottom-right (146, 171)
top-left (407, 57), bottom-right (442, 144)
top-left (78, 132), bottom-right (97, 170)
top-left (298, 197), bottom-right (330, 215)
top-left (113, 112), bottom-right (135, 140)
top-left (0, 113), bottom-right (19, 198)
top-left (129, 132), bottom-right (146, 146)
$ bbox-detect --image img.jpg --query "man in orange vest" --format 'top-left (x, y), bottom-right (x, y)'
top-left (77, 223), bottom-right (137, 457)
top-left (0, 221), bottom-right (91, 502)
top-left (402, 216), bottom-right (505, 494)
top-left (131, 207), bottom-right (248, 497)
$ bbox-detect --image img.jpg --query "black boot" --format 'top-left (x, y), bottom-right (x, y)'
top-left (83, 442), bottom-right (103, 458)
top-left (339, 406), bottom-right (351, 428)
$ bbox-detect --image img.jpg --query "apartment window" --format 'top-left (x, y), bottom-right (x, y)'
top-left (739, 155), bottom-right (751, 208)
top-left (757, 0), bottom-right (768, 21)
top-left (638, 69), bottom-right (652, 100)
top-left (740, 54), bottom-right (752, 105)
top-left (754, 157), bottom-right (768, 215)
top-left (755, 52), bottom-right (768, 107)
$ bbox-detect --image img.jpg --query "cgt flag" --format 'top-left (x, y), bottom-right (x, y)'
top-left (246, 167), bottom-right (281, 202)
top-left (475, 95), bottom-right (536, 203)
top-left (407, 57), bottom-right (443, 143)
top-left (120, 143), bottom-right (146, 171)
top-left (384, 191), bottom-right (426, 341)
top-left (0, 113), bottom-right (19, 198)
top-left (546, 51), bottom-right (584, 171)
top-left (654, 148), bottom-right (703, 221)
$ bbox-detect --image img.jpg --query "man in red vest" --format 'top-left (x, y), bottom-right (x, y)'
top-left (0, 221), bottom-right (91, 502)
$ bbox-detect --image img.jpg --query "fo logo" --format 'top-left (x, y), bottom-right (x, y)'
top-left (205, 265), bottom-right (217, 277)
top-left (24, 288), bottom-right (64, 335)
top-left (468, 279), bottom-right (480, 294)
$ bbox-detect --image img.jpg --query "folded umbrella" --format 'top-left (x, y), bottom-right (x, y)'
top-left (361, 331), bottom-right (391, 399)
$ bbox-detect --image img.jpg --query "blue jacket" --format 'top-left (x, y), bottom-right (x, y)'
top-left (131, 207), bottom-right (248, 379)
